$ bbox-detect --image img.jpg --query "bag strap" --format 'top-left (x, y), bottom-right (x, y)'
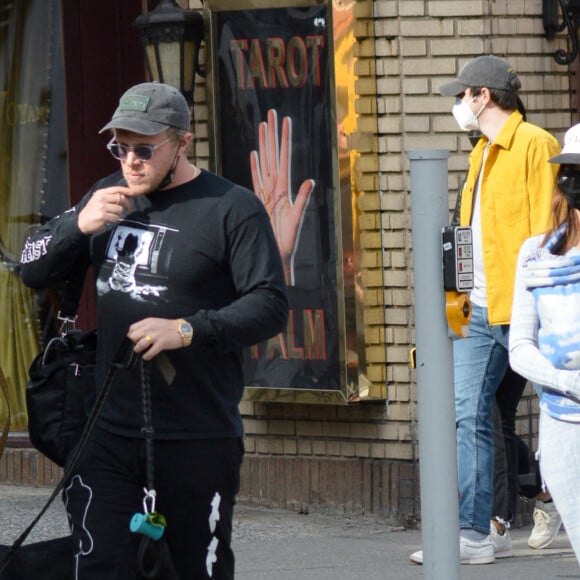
top-left (0, 338), bottom-right (136, 574)
top-left (57, 265), bottom-right (88, 330)
top-left (0, 366), bottom-right (11, 461)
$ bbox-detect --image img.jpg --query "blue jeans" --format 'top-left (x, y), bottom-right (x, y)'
top-left (454, 305), bottom-right (509, 534)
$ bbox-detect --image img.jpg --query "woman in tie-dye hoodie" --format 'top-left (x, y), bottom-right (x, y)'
top-left (510, 122), bottom-right (580, 564)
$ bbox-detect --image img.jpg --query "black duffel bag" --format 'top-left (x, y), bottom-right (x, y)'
top-left (26, 328), bottom-right (97, 467)
top-left (0, 536), bottom-right (74, 580)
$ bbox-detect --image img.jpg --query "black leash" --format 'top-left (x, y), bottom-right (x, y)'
top-left (135, 360), bottom-right (179, 580)
top-left (0, 338), bottom-right (135, 575)
top-left (141, 360), bottom-right (155, 496)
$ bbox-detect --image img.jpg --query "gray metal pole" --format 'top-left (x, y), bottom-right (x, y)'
top-left (407, 149), bottom-right (460, 579)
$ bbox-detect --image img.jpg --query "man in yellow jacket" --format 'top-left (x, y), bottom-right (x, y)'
top-left (410, 55), bottom-right (560, 565)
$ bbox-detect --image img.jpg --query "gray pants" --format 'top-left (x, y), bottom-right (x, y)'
top-left (539, 409), bottom-right (580, 564)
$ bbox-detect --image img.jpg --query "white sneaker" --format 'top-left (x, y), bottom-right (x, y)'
top-left (409, 535), bottom-right (495, 565)
top-left (528, 500), bottom-right (563, 549)
top-left (490, 523), bottom-right (513, 558)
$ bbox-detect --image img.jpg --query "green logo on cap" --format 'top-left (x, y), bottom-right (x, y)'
top-left (119, 94), bottom-right (150, 112)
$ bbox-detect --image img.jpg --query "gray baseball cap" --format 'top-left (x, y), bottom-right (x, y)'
top-left (99, 82), bottom-right (191, 135)
top-left (439, 55), bottom-right (519, 97)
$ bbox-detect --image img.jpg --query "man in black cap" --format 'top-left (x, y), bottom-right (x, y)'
top-left (20, 82), bottom-right (288, 579)
top-left (409, 56), bottom-right (560, 565)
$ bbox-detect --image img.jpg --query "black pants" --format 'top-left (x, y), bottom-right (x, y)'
top-left (492, 365), bottom-right (528, 523)
top-left (64, 428), bottom-right (243, 579)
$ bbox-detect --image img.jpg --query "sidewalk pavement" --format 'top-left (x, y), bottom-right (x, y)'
top-left (0, 484), bottom-right (577, 579)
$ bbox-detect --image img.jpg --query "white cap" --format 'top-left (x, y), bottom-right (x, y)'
top-left (550, 123), bottom-right (580, 164)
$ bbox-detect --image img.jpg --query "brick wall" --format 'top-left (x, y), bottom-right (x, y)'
top-left (0, 447), bottom-right (62, 488)
top-left (375, 0), bottom-right (572, 501)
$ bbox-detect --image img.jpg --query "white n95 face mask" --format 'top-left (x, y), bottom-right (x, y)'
top-left (452, 97), bottom-right (485, 132)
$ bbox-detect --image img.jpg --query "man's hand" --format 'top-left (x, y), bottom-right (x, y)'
top-left (128, 317), bottom-right (185, 361)
top-left (250, 109), bottom-right (314, 284)
top-left (77, 186), bottom-right (133, 234)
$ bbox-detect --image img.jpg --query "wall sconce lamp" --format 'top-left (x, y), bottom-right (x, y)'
top-left (134, 0), bottom-right (205, 106)
top-left (543, 0), bottom-right (580, 65)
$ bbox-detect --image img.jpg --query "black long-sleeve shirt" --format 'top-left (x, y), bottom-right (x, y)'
top-left (20, 169), bottom-right (288, 439)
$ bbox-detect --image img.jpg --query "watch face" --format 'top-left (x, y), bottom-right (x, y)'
top-left (180, 323), bottom-right (192, 335)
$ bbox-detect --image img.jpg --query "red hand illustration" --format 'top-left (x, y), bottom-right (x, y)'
top-left (250, 109), bottom-right (314, 285)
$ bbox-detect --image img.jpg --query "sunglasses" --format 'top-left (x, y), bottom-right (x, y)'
top-left (106, 137), bottom-right (172, 161)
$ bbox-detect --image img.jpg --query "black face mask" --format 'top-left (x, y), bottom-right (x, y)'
top-left (468, 130), bottom-right (483, 148)
top-left (556, 166), bottom-right (580, 209)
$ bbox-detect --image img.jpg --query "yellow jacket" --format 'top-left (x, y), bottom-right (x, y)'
top-left (459, 111), bottom-right (560, 325)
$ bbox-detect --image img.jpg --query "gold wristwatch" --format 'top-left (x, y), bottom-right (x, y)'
top-left (177, 319), bottom-right (193, 347)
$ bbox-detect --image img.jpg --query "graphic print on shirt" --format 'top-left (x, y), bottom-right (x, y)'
top-left (96, 219), bottom-right (177, 303)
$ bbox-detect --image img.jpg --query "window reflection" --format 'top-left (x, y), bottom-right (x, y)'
top-left (0, 0), bottom-right (67, 429)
